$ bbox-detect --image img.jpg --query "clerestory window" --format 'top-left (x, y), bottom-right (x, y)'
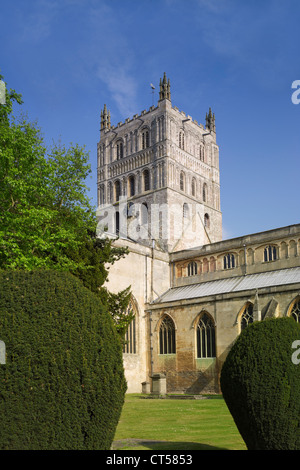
top-left (264, 245), bottom-right (277, 262)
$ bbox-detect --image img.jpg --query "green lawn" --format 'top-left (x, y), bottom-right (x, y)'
top-left (113, 394), bottom-right (247, 450)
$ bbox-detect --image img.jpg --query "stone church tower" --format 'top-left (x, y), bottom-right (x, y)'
top-left (97, 74), bottom-right (300, 395)
top-left (97, 73), bottom-right (222, 253)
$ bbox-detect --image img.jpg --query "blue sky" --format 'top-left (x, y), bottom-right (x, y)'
top-left (1, 0), bottom-right (299, 240)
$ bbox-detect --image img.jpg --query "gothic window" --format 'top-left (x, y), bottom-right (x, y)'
top-left (108, 182), bottom-right (113, 203)
top-left (114, 180), bottom-right (121, 202)
top-left (179, 131), bottom-right (185, 150)
top-left (203, 183), bottom-right (207, 202)
top-left (142, 129), bottom-right (150, 149)
top-left (200, 145), bottom-right (204, 162)
top-left (191, 178), bottom-right (196, 197)
top-left (264, 245), bottom-right (277, 262)
top-left (183, 203), bottom-right (189, 219)
top-left (188, 261), bottom-right (197, 276)
top-left (180, 171), bottom-right (185, 191)
top-left (223, 253), bottom-right (235, 269)
top-left (240, 303), bottom-right (253, 331)
top-left (143, 169), bottom-right (150, 191)
top-left (141, 202), bottom-right (148, 225)
top-left (159, 316), bottom-right (176, 354)
top-left (123, 299), bottom-right (137, 354)
top-left (128, 175), bottom-right (135, 197)
top-left (204, 213), bottom-right (210, 228)
top-left (196, 313), bottom-right (216, 358)
top-left (116, 141), bottom-right (124, 160)
top-left (290, 297), bottom-right (300, 322)
top-left (115, 211), bottom-right (120, 235)
top-left (99, 184), bottom-right (105, 205)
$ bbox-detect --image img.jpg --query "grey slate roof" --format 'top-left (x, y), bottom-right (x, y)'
top-left (153, 267), bottom-right (300, 304)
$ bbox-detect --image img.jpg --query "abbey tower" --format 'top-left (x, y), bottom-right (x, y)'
top-left (98, 74), bottom-right (300, 395)
top-left (97, 73), bottom-right (222, 252)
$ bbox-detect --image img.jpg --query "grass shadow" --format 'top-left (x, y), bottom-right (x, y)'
top-left (112, 439), bottom-right (228, 451)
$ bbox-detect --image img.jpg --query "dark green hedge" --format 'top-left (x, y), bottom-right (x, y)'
top-left (0, 270), bottom-right (127, 450)
top-left (220, 317), bottom-right (300, 450)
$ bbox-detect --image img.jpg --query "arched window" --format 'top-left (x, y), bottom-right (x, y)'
top-left (204, 213), bottom-right (210, 228)
top-left (115, 211), bottom-right (120, 235)
top-left (200, 144), bottom-right (204, 162)
top-left (188, 261), bottom-right (197, 276)
top-left (290, 297), bottom-right (300, 322)
top-left (240, 303), bottom-right (253, 331)
top-left (159, 316), bottom-right (176, 354)
top-left (223, 253), bottom-right (235, 269)
top-left (116, 141), bottom-right (123, 160)
top-left (264, 245), bottom-right (277, 262)
top-left (143, 169), bottom-right (150, 191)
top-left (128, 175), bottom-right (135, 197)
top-left (123, 299), bottom-right (137, 354)
top-left (180, 171), bottom-right (185, 191)
top-left (203, 183), bottom-right (207, 202)
top-left (183, 203), bottom-right (189, 219)
top-left (191, 178), bottom-right (196, 197)
top-left (179, 131), bottom-right (185, 149)
top-left (141, 202), bottom-right (148, 226)
top-left (142, 129), bottom-right (150, 149)
top-left (114, 180), bottom-right (121, 202)
top-left (108, 182), bottom-right (113, 203)
top-left (196, 313), bottom-right (216, 358)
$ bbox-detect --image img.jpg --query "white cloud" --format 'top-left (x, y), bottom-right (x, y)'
top-left (96, 63), bottom-right (138, 118)
top-left (79, 3), bottom-right (139, 119)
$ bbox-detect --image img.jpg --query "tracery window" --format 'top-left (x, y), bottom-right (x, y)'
top-left (180, 171), bottom-right (185, 191)
top-left (116, 141), bottom-right (124, 160)
top-left (240, 303), bottom-right (253, 331)
top-left (179, 131), bottom-right (185, 150)
top-left (128, 175), bottom-right (135, 197)
top-left (264, 245), bottom-right (277, 262)
top-left (159, 316), bottom-right (176, 354)
top-left (123, 299), bottom-right (137, 354)
top-left (142, 129), bottom-right (150, 149)
top-left (143, 169), bottom-right (150, 191)
top-left (223, 253), bottom-right (235, 269)
top-left (196, 313), bottom-right (216, 358)
top-left (188, 261), bottom-right (197, 276)
top-left (290, 297), bottom-right (300, 323)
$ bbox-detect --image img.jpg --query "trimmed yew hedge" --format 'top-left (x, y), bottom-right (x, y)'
top-left (220, 317), bottom-right (300, 450)
top-left (0, 270), bottom-right (127, 450)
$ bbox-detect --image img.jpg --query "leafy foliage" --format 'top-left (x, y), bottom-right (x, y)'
top-left (0, 74), bottom-right (132, 336)
top-left (0, 270), bottom-right (127, 450)
top-left (220, 317), bottom-right (300, 450)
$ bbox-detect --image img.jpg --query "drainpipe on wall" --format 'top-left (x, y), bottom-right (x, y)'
top-left (151, 239), bottom-right (155, 302)
top-left (149, 310), bottom-right (154, 378)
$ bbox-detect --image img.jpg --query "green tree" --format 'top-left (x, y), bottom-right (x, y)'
top-left (220, 317), bottom-right (300, 450)
top-left (0, 270), bottom-right (127, 450)
top-left (0, 74), bottom-right (132, 336)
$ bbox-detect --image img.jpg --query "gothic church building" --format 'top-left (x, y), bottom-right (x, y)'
top-left (97, 74), bottom-right (300, 394)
